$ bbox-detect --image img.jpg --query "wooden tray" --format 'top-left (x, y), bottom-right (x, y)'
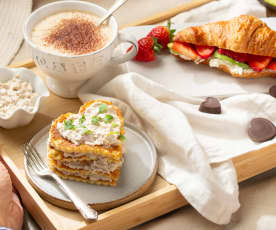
top-left (2, 59), bottom-right (276, 230)
top-left (2, 1), bottom-right (276, 229)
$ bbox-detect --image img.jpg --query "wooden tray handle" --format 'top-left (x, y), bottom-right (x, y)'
top-left (120, 0), bottom-right (215, 29)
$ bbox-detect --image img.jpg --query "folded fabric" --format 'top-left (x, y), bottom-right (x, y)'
top-left (169, 93), bottom-right (276, 163)
top-left (79, 72), bottom-right (242, 224)
top-left (0, 160), bottom-right (23, 230)
top-left (77, 0), bottom-right (269, 225)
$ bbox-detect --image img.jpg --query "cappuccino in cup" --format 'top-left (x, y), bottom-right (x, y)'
top-left (31, 11), bottom-right (113, 56)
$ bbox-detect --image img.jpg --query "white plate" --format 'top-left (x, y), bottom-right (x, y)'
top-left (25, 123), bottom-right (157, 209)
top-left (124, 18), bottom-right (276, 98)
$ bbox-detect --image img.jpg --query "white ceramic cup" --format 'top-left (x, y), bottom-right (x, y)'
top-left (24, 1), bottom-right (138, 98)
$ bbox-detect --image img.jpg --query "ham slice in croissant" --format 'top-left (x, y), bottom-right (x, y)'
top-left (169, 15), bottom-right (276, 78)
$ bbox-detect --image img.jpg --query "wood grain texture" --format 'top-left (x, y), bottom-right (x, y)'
top-left (8, 58), bottom-right (36, 68)
top-left (120, 0), bottom-right (216, 29)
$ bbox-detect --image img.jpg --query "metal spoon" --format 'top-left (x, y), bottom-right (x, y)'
top-left (97, 0), bottom-right (128, 26)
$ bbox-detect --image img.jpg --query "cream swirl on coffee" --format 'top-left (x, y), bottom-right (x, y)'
top-left (31, 11), bottom-right (113, 56)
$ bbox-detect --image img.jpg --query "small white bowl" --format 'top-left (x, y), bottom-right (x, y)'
top-left (0, 67), bottom-right (49, 129)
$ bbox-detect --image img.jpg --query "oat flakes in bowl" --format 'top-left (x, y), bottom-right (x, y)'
top-left (0, 67), bottom-right (49, 129)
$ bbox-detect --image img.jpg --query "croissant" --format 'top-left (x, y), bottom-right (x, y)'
top-left (169, 15), bottom-right (276, 78)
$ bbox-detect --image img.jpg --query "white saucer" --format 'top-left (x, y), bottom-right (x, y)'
top-left (25, 123), bottom-right (157, 211)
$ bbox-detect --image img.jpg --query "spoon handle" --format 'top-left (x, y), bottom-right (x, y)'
top-left (98, 0), bottom-right (129, 26)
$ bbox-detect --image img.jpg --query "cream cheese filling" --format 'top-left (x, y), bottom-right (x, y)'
top-left (209, 58), bottom-right (254, 75)
top-left (58, 157), bottom-right (124, 173)
top-left (57, 102), bottom-right (121, 147)
top-left (61, 170), bottom-right (112, 182)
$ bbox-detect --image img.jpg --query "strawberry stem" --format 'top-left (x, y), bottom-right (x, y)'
top-left (167, 19), bottom-right (176, 42)
top-left (153, 37), bottom-right (163, 53)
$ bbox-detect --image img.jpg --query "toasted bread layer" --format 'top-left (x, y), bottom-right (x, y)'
top-left (48, 145), bottom-right (121, 164)
top-left (174, 15), bottom-right (276, 57)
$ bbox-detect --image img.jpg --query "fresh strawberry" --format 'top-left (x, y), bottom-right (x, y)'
top-left (267, 60), bottom-right (276, 70)
top-left (134, 37), bottom-right (162, 62)
top-left (218, 48), bottom-right (248, 62)
top-left (248, 54), bottom-right (272, 72)
top-left (147, 20), bottom-right (176, 49)
top-left (172, 42), bottom-right (199, 60)
top-left (195, 45), bottom-right (216, 59)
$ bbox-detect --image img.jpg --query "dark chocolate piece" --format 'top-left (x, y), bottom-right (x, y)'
top-left (199, 97), bottom-right (221, 114)
top-left (269, 85), bottom-right (276, 98)
top-left (248, 118), bottom-right (276, 143)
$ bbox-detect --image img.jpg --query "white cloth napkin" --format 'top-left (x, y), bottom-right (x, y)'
top-left (79, 73), bottom-right (241, 224)
top-left (77, 0), bottom-right (269, 225)
top-left (79, 72), bottom-right (275, 225)
top-left (78, 71), bottom-right (276, 224)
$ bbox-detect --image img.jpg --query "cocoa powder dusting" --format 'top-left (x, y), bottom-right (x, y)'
top-left (44, 17), bottom-right (103, 55)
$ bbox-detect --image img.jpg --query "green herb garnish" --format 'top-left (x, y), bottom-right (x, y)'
top-left (79, 115), bottom-right (86, 124)
top-left (99, 104), bottom-right (107, 114)
top-left (92, 116), bottom-right (100, 125)
top-left (83, 129), bottom-right (93, 135)
top-left (119, 134), bottom-right (126, 141)
top-left (111, 123), bottom-right (119, 128)
top-left (64, 119), bottom-right (76, 130)
top-left (104, 114), bottom-right (114, 123)
top-left (107, 131), bottom-right (120, 136)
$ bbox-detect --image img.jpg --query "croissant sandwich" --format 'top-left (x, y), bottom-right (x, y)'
top-left (168, 15), bottom-right (276, 78)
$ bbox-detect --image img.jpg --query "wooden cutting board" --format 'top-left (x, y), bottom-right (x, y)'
top-left (3, 1), bottom-right (276, 230)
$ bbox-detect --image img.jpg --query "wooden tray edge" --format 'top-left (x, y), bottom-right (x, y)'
top-left (3, 135), bottom-right (276, 230)
top-left (1, 149), bottom-right (58, 230)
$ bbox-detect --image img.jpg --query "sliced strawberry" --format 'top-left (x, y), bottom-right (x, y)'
top-left (195, 45), bottom-right (216, 59)
top-left (267, 60), bottom-right (276, 70)
top-left (248, 55), bottom-right (272, 72)
top-left (218, 48), bottom-right (248, 63)
top-left (134, 37), bottom-right (157, 62)
top-left (172, 42), bottom-right (199, 60)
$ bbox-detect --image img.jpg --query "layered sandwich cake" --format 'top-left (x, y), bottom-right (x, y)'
top-left (47, 100), bottom-right (125, 186)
